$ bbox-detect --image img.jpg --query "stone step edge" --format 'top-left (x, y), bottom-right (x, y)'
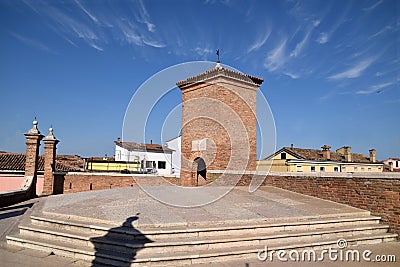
top-left (30, 214), bottom-right (381, 236)
top-left (38, 210), bottom-right (372, 229)
top-left (17, 223), bottom-right (390, 249)
top-left (6, 233), bottom-right (398, 264)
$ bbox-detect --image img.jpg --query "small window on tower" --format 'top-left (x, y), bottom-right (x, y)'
top-left (281, 153), bottom-right (286, 159)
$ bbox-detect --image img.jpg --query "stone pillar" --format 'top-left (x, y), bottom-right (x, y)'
top-left (24, 119), bottom-right (44, 198)
top-left (42, 127), bottom-right (59, 195)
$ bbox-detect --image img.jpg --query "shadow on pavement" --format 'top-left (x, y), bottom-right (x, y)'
top-left (90, 213), bottom-right (153, 266)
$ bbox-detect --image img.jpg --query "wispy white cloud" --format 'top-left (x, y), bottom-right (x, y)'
top-left (317, 32), bottom-right (328, 44)
top-left (75, 0), bottom-right (99, 24)
top-left (41, 5), bottom-right (103, 51)
top-left (247, 28), bottom-right (271, 53)
top-left (193, 47), bottom-right (213, 58)
top-left (283, 72), bottom-right (300, 79)
top-left (290, 27), bottom-right (313, 58)
top-left (90, 43), bottom-right (104, 51)
top-left (356, 82), bottom-right (394, 95)
top-left (363, 0), bottom-right (383, 12)
top-left (137, 0), bottom-right (155, 32)
top-left (143, 39), bottom-right (166, 48)
top-left (10, 32), bottom-right (58, 54)
top-left (116, 19), bottom-right (143, 46)
top-left (328, 57), bottom-right (377, 80)
top-left (368, 25), bottom-right (394, 39)
top-left (312, 20), bottom-right (321, 27)
top-left (264, 39), bottom-right (287, 72)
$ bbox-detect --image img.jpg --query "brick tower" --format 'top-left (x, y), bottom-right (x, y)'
top-left (176, 62), bottom-right (263, 186)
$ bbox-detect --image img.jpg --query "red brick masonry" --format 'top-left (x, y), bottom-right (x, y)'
top-left (237, 172), bottom-right (400, 237)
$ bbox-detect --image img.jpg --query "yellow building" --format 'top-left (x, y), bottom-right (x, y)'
top-left (257, 145), bottom-right (383, 173)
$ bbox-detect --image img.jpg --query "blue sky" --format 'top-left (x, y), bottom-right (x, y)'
top-left (0, 0), bottom-right (399, 160)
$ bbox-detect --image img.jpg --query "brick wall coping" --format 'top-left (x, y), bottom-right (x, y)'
top-left (65, 172), bottom-right (179, 178)
top-left (265, 171), bottom-right (400, 179)
top-left (208, 170), bottom-right (400, 179)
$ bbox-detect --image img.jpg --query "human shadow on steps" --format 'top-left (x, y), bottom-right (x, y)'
top-left (90, 213), bottom-right (153, 266)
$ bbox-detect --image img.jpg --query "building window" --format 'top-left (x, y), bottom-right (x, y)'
top-left (354, 167), bottom-right (358, 171)
top-left (146, 161), bottom-right (155, 169)
top-left (158, 161), bottom-right (166, 169)
top-left (334, 167), bottom-right (339, 172)
top-left (320, 167), bottom-right (325, 172)
top-left (396, 161), bottom-right (399, 168)
top-left (342, 167), bottom-right (346, 171)
top-left (281, 153), bottom-right (286, 159)
top-left (361, 167), bottom-right (365, 171)
top-left (311, 166), bottom-right (316, 172)
top-left (296, 165), bottom-right (302, 172)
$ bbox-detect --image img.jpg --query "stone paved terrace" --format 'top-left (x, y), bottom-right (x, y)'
top-left (40, 186), bottom-right (368, 228)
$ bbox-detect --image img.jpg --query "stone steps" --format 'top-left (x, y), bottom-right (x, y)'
top-left (7, 230), bottom-right (398, 266)
top-left (6, 212), bottom-right (398, 266)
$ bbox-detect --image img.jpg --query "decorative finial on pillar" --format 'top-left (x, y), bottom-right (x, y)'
top-left (44, 125), bottom-right (57, 141)
top-left (28, 118), bottom-right (41, 135)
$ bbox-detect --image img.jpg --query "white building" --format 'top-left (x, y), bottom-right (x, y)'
top-left (165, 136), bottom-right (181, 177)
top-left (115, 138), bottom-right (174, 176)
top-left (383, 158), bottom-right (400, 172)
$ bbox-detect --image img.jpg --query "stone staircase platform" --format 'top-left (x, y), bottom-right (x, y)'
top-left (5, 186), bottom-right (399, 266)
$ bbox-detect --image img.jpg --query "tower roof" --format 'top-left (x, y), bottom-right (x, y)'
top-left (176, 64), bottom-right (263, 88)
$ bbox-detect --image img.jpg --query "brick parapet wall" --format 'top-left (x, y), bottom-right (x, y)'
top-left (60, 173), bottom-right (180, 194)
top-left (232, 172), bottom-right (400, 237)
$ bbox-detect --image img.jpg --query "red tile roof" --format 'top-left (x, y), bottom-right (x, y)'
top-left (115, 141), bottom-right (174, 153)
top-left (266, 147), bottom-right (381, 164)
top-left (0, 152), bottom-right (82, 172)
top-left (176, 65), bottom-right (264, 87)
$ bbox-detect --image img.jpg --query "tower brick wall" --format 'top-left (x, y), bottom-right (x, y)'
top-left (177, 65), bottom-right (263, 186)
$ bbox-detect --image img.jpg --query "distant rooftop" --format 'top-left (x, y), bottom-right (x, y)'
top-left (0, 152), bottom-right (83, 172)
top-left (115, 140), bottom-right (174, 153)
top-left (265, 146), bottom-right (381, 164)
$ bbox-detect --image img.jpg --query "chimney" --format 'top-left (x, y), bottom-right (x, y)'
top-left (321, 145), bottom-right (331, 160)
top-left (42, 127), bottom-right (59, 196)
top-left (150, 139), bottom-right (153, 144)
top-left (24, 119), bottom-right (44, 198)
top-left (116, 137), bottom-right (121, 144)
top-left (291, 144), bottom-right (294, 149)
top-left (369, 149), bottom-right (376, 163)
top-left (344, 146), bottom-right (352, 162)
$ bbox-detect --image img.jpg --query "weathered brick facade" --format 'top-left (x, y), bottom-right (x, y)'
top-left (42, 128), bottom-right (59, 195)
top-left (177, 64), bottom-right (263, 186)
top-left (24, 120), bottom-right (44, 198)
top-left (60, 173), bottom-right (180, 194)
top-left (231, 172), bottom-right (400, 237)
